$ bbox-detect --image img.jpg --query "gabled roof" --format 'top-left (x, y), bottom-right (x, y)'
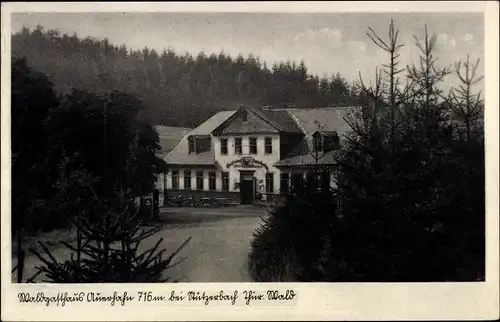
top-left (212, 106), bottom-right (304, 135)
top-left (164, 110), bottom-right (236, 165)
top-left (165, 106), bottom-right (359, 167)
top-left (190, 110), bottom-right (237, 136)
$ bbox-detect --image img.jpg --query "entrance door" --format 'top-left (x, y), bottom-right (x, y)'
top-left (239, 171), bottom-right (255, 205)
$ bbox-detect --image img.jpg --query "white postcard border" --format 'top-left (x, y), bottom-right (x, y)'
top-left (1, 2), bottom-right (498, 321)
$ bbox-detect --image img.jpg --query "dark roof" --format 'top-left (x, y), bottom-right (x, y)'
top-left (253, 108), bottom-right (303, 133)
top-left (212, 106), bottom-right (303, 135)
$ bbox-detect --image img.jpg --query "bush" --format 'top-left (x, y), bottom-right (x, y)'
top-left (248, 177), bottom-right (338, 282)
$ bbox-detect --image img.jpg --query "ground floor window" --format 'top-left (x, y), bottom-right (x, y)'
top-left (184, 170), bottom-right (191, 190)
top-left (209, 171), bottom-right (216, 191)
top-left (280, 173), bottom-right (289, 194)
top-left (196, 171), bottom-right (204, 190)
top-left (222, 172), bottom-right (229, 191)
top-left (265, 173), bottom-right (274, 193)
top-left (291, 173), bottom-right (303, 191)
top-left (306, 171), bottom-right (317, 186)
top-left (172, 170), bottom-right (179, 189)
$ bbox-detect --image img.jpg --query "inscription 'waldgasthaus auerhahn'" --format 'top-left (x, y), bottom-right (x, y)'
top-left (17, 289), bottom-right (297, 307)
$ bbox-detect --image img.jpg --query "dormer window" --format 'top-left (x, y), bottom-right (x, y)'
top-left (188, 135), bottom-right (211, 154)
top-left (313, 131), bottom-right (340, 152)
top-left (313, 134), bottom-right (323, 152)
top-left (188, 136), bottom-right (195, 154)
top-left (324, 133), bottom-right (340, 152)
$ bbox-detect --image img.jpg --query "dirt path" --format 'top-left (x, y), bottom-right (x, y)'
top-left (12, 206), bottom-right (268, 283)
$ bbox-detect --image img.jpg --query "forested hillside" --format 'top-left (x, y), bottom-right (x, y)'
top-left (12, 26), bottom-right (361, 127)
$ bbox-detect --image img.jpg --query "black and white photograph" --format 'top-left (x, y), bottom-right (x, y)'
top-left (1, 4), bottom-right (498, 321)
top-left (2, 2), bottom-right (499, 320)
top-left (6, 5), bottom-right (491, 286)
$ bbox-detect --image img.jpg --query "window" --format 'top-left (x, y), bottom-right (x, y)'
top-left (220, 138), bottom-right (228, 155)
top-left (242, 111), bottom-right (248, 122)
top-left (291, 173), bottom-right (303, 191)
top-left (188, 137), bottom-right (195, 154)
top-left (265, 173), bottom-right (274, 193)
top-left (313, 134), bottom-right (323, 152)
top-left (280, 173), bottom-right (289, 194)
top-left (222, 172), bottom-right (229, 191)
top-left (172, 170), bottom-right (179, 189)
top-left (189, 136), bottom-right (211, 154)
top-left (195, 136), bottom-right (211, 153)
top-left (235, 137), bottom-right (242, 154)
top-left (196, 171), bottom-right (204, 190)
top-left (184, 170), bottom-right (191, 190)
top-left (265, 137), bottom-right (273, 154)
top-left (209, 172), bottom-right (216, 191)
top-left (249, 137), bottom-right (257, 154)
top-left (306, 171), bottom-right (317, 186)
top-left (324, 134), bottom-right (340, 152)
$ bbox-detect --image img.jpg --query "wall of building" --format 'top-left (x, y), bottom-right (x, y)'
top-left (165, 189), bottom-right (241, 203)
top-left (155, 107), bottom-right (340, 204)
top-left (213, 134), bottom-right (281, 194)
top-left (278, 167), bottom-right (337, 189)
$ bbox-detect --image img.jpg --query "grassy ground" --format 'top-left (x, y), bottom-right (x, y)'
top-left (12, 206), bottom-right (268, 283)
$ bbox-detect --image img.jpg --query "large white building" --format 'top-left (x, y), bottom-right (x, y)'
top-left (158, 105), bottom-right (356, 204)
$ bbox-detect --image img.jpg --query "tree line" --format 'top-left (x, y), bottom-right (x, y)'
top-left (12, 26), bottom-right (361, 128)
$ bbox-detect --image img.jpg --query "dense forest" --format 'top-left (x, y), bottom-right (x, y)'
top-left (12, 26), bottom-right (360, 128)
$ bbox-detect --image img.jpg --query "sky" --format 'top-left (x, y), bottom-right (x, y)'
top-left (11, 12), bottom-right (484, 91)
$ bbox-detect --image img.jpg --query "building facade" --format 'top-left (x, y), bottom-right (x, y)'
top-left (158, 105), bottom-right (357, 204)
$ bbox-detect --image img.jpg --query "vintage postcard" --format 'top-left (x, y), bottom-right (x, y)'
top-left (1, 1), bottom-right (499, 321)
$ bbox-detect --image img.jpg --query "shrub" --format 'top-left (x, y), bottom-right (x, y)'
top-left (27, 188), bottom-right (190, 283)
top-left (248, 178), bottom-right (338, 282)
